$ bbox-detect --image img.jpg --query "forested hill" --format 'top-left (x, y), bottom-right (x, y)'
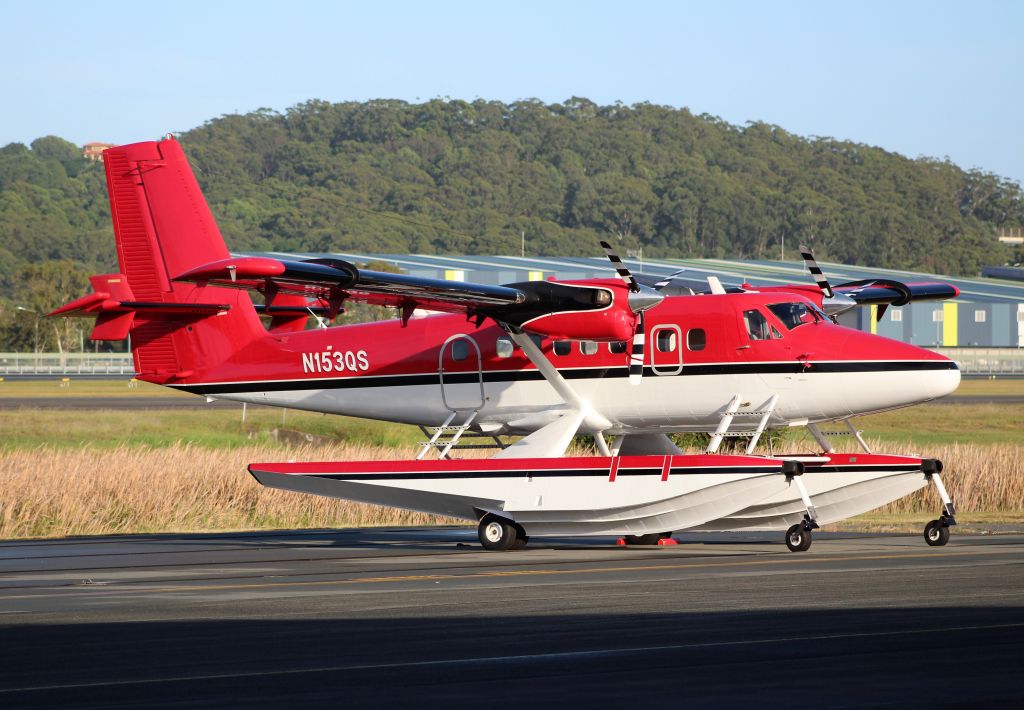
top-left (2, 98), bottom-right (1022, 290)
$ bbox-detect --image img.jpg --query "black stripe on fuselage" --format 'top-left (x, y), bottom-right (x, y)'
top-left (173, 360), bottom-right (958, 396)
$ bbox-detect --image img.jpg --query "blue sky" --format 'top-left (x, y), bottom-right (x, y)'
top-left (2, 0), bottom-right (1022, 183)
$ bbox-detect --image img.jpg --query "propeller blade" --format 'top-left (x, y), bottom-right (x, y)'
top-left (798, 244), bottom-right (834, 299)
top-left (600, 240), bottom-right (640, 293)
top-left (653, 269), bottom-right (686, 291)
top-left (876, 304), bottom-right (889, 322)
top-left (628, 311), bottom-right (645, 386)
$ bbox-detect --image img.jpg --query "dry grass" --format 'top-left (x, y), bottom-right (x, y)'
top-left (1, 440), bottom-right (1021, 540)
top-left (0, 443), bottom-right (457, 539)
top-left (862, 441), bottom-right (1024, 515)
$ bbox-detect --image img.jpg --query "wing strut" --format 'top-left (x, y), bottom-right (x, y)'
top-left (492, 325), bottom-right (611, 458)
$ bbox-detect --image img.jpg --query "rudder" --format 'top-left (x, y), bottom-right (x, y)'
top-left (103, 138), bottom-right (264, 382)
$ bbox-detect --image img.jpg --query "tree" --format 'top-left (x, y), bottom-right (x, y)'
top-left (1, 98), bottom-right (1022, 349)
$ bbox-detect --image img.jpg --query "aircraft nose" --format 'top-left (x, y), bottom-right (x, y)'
top-left (838, 332), bottom-right (961, 414)
top-left (922, 349), bottom-right (960, 401)
top-left (898, 341), bottom-right (960, 402)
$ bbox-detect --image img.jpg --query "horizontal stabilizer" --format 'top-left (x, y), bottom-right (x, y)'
top-left (92, 311), bottom-right (135, 341)
top-left (47, 272), bottom-right (231, 341)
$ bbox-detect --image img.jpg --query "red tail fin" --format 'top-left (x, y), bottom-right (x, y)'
top-left (99, 137), bottom-right (264, 382)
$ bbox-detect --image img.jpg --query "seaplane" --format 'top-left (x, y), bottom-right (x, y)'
top-left (52, 137), bottom-right (963, 552)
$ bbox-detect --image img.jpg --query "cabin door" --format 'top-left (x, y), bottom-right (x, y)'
top-left (650, 324), bottom-right (684, 376)
top-left (439, 334), bottom-right (485, 411)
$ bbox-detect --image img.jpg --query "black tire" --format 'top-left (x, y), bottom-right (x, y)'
top-left (624, 533), bottom-right (662, 545)
top-left (786, 524), bottom-right (812, 552)
top-left (924, 519), bottom-right (950, 547)
top-left (799, 528), bottom-right (813, 551)
top-left (478, 515), bottom-right (518, 551)
top-left (510, 525), bottom-right (530, 550)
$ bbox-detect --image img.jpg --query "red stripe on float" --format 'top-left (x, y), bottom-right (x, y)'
top-left (609, 457), bottom-right (619, 482)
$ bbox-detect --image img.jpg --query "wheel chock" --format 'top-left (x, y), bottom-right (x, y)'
top-left (616, 537), bottom-right (628, 546)
top-left (657, 537), bottom-right (679, 546)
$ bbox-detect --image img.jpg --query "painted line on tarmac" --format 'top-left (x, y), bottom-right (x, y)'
top-left (3, 620), bottom-right (1023, 694)
top-left (1, 547), bottom-right (1018, 601)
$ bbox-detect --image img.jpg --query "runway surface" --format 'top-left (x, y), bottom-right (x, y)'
top-left (1, 528), bottom-right (1022, 708)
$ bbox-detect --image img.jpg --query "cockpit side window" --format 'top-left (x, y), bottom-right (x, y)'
top-left (768, 302), bottom-right (822, 330)
top-left (743, 309), bottom-right (775, 341)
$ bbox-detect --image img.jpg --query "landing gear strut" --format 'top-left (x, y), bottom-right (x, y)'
top-left (923, 460), bottom-right (955, 548)
top-left (784, 461), bottom-right (818, 552)
top-left (478, 514), bottom-right (528, 551)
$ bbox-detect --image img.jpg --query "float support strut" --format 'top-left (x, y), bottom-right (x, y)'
top-left (927, 470), bottom-right (957, 525)
top-left (790, 472), bottom-right (820, 530)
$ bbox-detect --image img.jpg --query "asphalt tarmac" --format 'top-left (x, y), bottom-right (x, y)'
top-left (1, 529), bottom-right (1022, 708)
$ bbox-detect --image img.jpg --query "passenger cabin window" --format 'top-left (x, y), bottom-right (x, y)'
top-left (743, 309), bottom-right (774, 341)
top-left (656, 330), bottom-right (677, 353)
top-left (529, 334), bottom-right (544, 350)
top-left (609, 341), bottom-right (627, 354)
top-left (553, 340), bottom-right (571, 356)
top-left (451, 340), bottom-right (470, 361)
top-left (580, 341), bottom-right (598, 356)
top-left (495, 338), bottom-right (514, 358)
top-left (768, 302), bottom-right (820, 330)
top-left (687, 328), bottom-right (706, 351)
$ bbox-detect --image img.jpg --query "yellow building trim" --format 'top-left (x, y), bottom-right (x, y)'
top-left (443, 269), bottom-right (465, 282)
top-left (869, 305), bottom-right (877, 334)
top-left (942, 302), bottom-right (958, 346)
top-left (528, 270), bottom-right (544, 281)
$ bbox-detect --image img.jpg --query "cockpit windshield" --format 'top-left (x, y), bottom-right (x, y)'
top-left (768, 302), bottom-right (823, 330)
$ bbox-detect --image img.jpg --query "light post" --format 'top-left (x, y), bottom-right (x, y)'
top-left (15, 306), bottom-right (41, 354)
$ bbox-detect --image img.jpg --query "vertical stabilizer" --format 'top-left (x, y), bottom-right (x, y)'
top-left (103, 138), bottom-right (264, 382)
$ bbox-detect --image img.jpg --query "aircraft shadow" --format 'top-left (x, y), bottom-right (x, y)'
top-left (1, 605), bottom-right (1021, 708)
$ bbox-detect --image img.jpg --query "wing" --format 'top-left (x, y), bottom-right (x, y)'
top-left (173, 255), bottom-right (617, 330)
top-left (832, 279), bottom-right (959, 306)
top-left (174, 256), bottom-right (525, 313)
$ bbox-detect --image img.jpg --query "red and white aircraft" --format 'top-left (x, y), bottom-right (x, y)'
top-left (53, 137), bottom-right (962, 552)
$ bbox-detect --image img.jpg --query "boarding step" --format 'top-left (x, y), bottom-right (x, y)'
top-left (708, 394), bottom-right (780, 455)
top-left (416, 411), bottom-right (507, 460)
top-left (808, 419), bottom-right (873, 454)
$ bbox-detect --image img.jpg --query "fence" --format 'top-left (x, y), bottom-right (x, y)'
top-left (934, 348), bottom-right (1024, 375)
top-left (0, 352), bottom-right (134, 376)
top-left (2, 348), bottom-right (1023, 377)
